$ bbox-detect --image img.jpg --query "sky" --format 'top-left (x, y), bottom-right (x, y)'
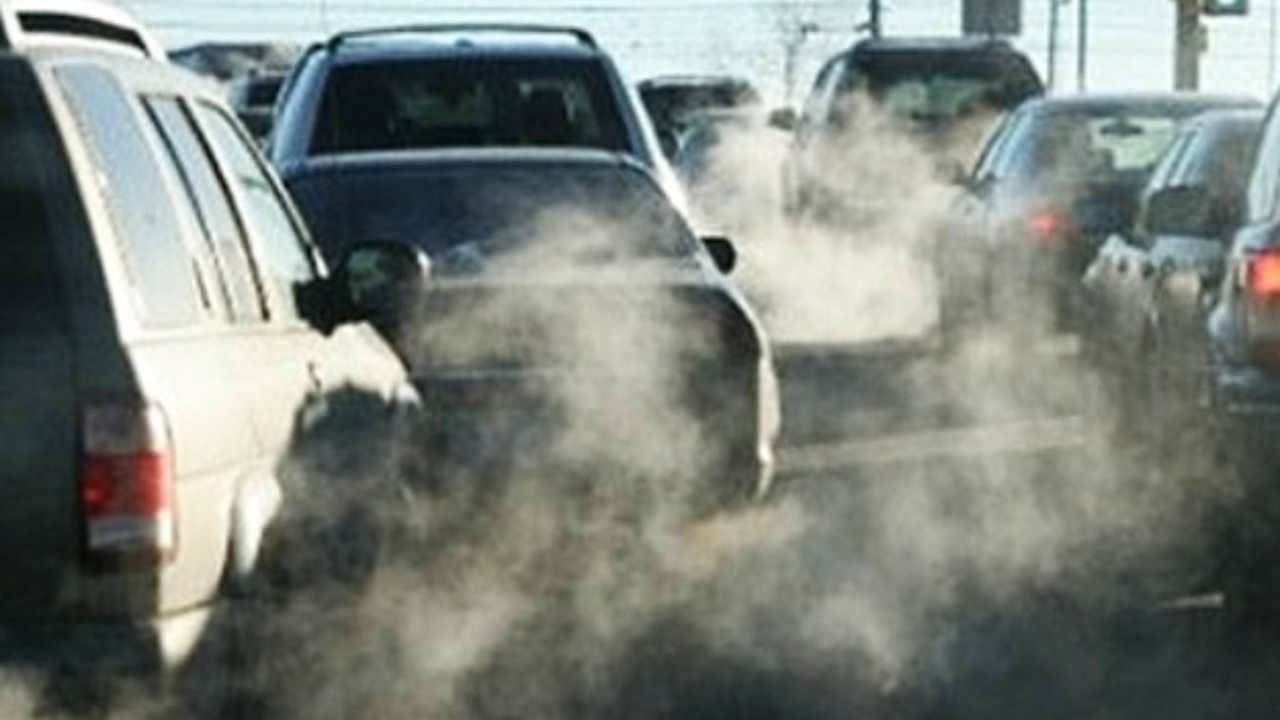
top-left (117, 0), bottom-right (1280, 106)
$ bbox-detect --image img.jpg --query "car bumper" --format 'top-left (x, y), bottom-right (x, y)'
top-left (0, 605), bottom-right (214, 674)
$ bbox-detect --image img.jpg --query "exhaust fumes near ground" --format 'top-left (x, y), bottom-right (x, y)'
top-left (16, 109), bottom-right (1259, 720)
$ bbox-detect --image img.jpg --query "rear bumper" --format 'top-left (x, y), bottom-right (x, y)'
top-left (0, 605), bottom-right (214, 674)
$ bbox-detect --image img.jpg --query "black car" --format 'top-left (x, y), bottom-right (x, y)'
top-left (782, 36), bottom-right (1043, 219)
top-left (938, 93), bottom-right (1260, 339)
top-left (286, 149), bottom-right (781, 509)
top-left (266, 24), bottom-right (686, 212)
top-left (637, 75), bottom-right (762, 157)
top-left (1081, 109), bottom-right (1262, 450)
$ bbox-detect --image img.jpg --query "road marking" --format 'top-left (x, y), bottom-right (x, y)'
top-left (781, 416), bottom-right (1090, 474)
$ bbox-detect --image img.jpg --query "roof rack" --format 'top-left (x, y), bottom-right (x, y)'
top-left (327, 24), bottom-right (598, 52)
top-left (0, 0), bottom-right (164, 59)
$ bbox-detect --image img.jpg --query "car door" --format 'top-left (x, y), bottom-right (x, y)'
top-left (193, 102), bottom-right (410, 429)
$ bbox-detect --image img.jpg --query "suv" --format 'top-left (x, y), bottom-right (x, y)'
top-left (227, 68), bottom-right (287, 141)
top-left (267, 24), bottom-right (685, 209)
top-left (782, 36), bottom-right (1043, 218)
top-left (637, 74), bottom-right (762, 157)
top-left (0, 0), bottom-right (412, 673)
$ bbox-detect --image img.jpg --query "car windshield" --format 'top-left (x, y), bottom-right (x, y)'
top-left (310, 58), bottom-right (629, 154)
top-left (294, 164), bottom-right (696, 267)
top-left (847, 53), bottom-right (1041, 120)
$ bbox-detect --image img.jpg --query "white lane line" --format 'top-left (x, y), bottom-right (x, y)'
top-left (781, 416), bottom-right (1090, 474)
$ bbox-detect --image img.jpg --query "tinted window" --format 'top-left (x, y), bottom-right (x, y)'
top-left (246, 77), bottom-right (283, 107)
top-left (0, 63), bottom-right (65, 335)
top-left (291, 166), bottom-right (696, 270)
top-left (58, 65), bottom-right (203, 328)
top-left (311, 59), bottom-right (628, 154)
top-left (145, 97), bottom-right (265, 322)
top-left (1007, 107), bottom-right (1216, 184)
top-left (197, 104), bottom-right (315, 319)
top-left (839, 53), bottom-right (1041, 120)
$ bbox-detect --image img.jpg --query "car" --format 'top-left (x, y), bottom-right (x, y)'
top-left (266, 24), bottom-right (687, 212)
top-left (673, 107), bottom-right (790, 236)
top-left (227, 68), bottom-right (287, 141)
top-left (781, 36), bottom-right (1044, 220)
top-left (0, 0), bottom-right (413, 675)
top-left (1080, 109), bottom-right (1262, 450)
top-left (285, 148), bottom-right (781, 510)
top-left (938, 93), bottom-right (1260, 341)
top-left (637, 74), bottom-right (762, 157)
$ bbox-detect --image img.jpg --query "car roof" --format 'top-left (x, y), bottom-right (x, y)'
top-left (320, 24), bottom-right (603, 65)
top-left (638, 75), bottom-right (757, 90)
top-left (1025, 92), bottom-right (1260, 115)
top-left (851, 35), bottom-right (1024, 56)
top-left (0, 0), bottom-right (165, 60)
top-left (293, 147), bottom-right (652, 178)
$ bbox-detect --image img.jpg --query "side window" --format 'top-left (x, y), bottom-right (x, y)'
top-left (196, 104), bottom-right (316, 320)
top-left (144, 97), bottom-right (265, 323)
top-left (972, 111), bottom-right (1021, 181)
top-left (1249, 103), bottom-right (1280, 223)
top-left (57, 65), bottom-right (204, 329)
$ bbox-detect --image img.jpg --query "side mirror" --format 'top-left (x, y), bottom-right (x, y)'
top-left (339, 241), bottom-right (431, 317)
top-left (1145, 185), bottom-right (1214, 238)
top-left (702, 236), bottom-right (737, 275)
top-left (768, 107), bottom-right (798, 133)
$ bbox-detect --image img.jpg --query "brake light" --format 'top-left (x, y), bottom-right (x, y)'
top-left (1028, 209), bottom-right (1072, 241)
top-left (80, 402), bottom-right (176, 568)
top-left (1247, 252), bottom-right (1280, 298)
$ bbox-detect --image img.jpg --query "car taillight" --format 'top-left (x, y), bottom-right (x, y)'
top-left (1028, 208), bottom-right (1073, 242)
top-left (81, 402), bottom-right (176, 568)
top-left (1243, 250), bottom-right (1280, 365)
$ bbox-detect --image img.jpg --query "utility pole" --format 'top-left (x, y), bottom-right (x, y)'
top-left (1077, 0), bottom-right (1088, 91)
top-left (1174, 0), bottom-right (1201, 90)
top-left (868, 0), bottom-right (883, 38)
top-left (1047, 0), bottom-right (1061, 92)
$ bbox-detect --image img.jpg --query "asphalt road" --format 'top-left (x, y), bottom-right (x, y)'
top-left (24, 334), bottom-right (1280, 720)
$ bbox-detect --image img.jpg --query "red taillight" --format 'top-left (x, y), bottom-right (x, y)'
top-left (1248, 252), bottom-right (1280, 298)
top-left (80, 403), bottom-right (176, 567)
top-left (1028, 209), bottom-right (1072, 241)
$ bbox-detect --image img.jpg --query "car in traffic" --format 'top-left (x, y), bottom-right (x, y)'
top-left (285, 148), bottom-right (781, 510)
top-left (637, 74), bottom-right (762, 157)
top-left (781, 36), bottom-right (1044, 220)
top-left (937, 93), bottom-right (1260, 340)
top-left (266, 23), bottom-right (687, 211)
top-left (1080, 109), bottom-right (1262, 450)
top-left (0, 0), bottom-right (413, 676)
top-left (227, 68), bottom-right (287, 141)
top-left (673, 107), bottom-right (790, 236)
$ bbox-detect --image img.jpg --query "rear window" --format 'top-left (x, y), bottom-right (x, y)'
top-left (0, 63), bottom-right (65, 335)
top-left (291, 165), bottom-right (695, 269)
top-left (246, 76), bottom-right (283, 107)
top-left (310, 58), bottom-right (628, 154)
top-left (1005, 107), bottom-right (1226, 185)
top-left (840, 52), bottom-right (1042, 120)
